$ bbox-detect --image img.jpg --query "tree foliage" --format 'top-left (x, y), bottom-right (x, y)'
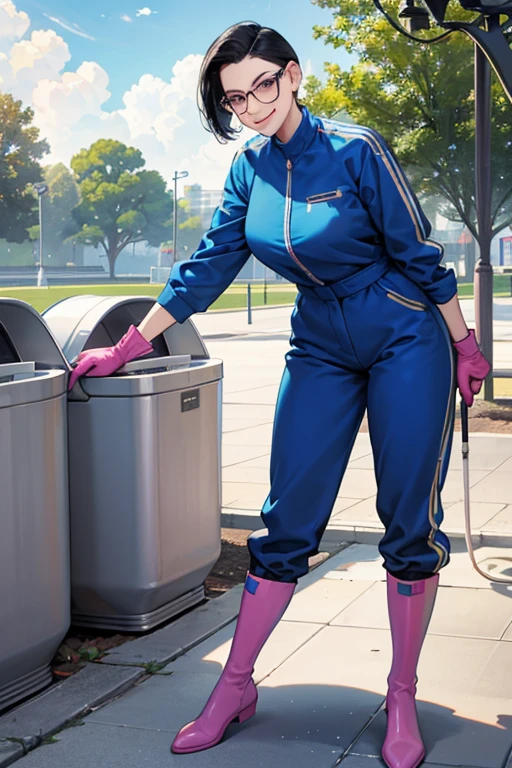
top-left (68, 139), bottom-right (173, 278)
top-left (303, 0), bottom-right (512, 241)
top-left (0, 93), bottom-right (50, 242)
top-left (27, 163), bottom-right (81, 265)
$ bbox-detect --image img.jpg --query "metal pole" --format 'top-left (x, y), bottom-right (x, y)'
top-left (173, 172), bottom-right (178, 267)
top-left (37, 192), bottom-right (47, 287)
top-left (473, 39), bottom-right (493, 401)
top-left (247, 283), bottom-right (252, 324)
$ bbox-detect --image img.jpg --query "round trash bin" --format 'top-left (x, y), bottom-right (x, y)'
top-left (0, 299), bottom-right (70, 712)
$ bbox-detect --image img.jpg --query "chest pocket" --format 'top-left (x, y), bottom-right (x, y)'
top-left (305, 184), bottom-right (359, 214)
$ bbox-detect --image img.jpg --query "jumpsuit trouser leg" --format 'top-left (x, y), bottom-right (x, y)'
top-left (248, 256), bottom-right (456, 582)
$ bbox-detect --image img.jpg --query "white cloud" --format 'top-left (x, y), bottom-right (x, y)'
top-left (0, 1), bottom-right (29, 53)
top-left (1, 1), bottom-right (255, 193)
top-left (136, 7), bottom-right (158, 16)
top-left (121, 14), bottom-right (132, 22)
top-left (42, 13), bottom-right (95, 40)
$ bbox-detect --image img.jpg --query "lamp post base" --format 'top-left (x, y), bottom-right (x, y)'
top-left (37, 266), bottom-right (48, 288)
top-left (474, 259), bottom-right (493, 402)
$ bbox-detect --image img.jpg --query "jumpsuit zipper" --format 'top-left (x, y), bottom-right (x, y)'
top-left (285, 159), bottom-right (325, 286)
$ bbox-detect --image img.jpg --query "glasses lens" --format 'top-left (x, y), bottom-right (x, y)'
top-left (253, 75), bottom-right (279, 104)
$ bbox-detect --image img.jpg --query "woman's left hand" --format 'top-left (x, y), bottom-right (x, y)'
top-left (452, 329), bottom-right (491, 407)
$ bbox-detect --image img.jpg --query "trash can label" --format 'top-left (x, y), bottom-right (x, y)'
top-left (181, 389), bottom-right (200, 412)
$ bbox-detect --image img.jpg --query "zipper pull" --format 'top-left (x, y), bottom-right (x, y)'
top-left (307, 202), bottom-right (311, 213)
top-left (286, 159), bottom-right (292, 170)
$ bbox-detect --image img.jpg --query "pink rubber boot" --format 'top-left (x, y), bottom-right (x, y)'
top-left (171, 573), bottom-right (295, 754)
top-left (382, 572), bottom-right (439, 768)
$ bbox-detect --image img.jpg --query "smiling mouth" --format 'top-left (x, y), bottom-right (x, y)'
top-left (255, 109), bottom-right (275, 125)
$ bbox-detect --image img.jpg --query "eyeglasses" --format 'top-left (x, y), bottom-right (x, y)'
top-left (220, 68), bottom-right (286, 116)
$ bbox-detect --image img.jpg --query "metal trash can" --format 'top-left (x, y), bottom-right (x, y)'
top-left (43, 295), bottom-right (223, 632)
top-left (0, 299), bottom-right (70, 712)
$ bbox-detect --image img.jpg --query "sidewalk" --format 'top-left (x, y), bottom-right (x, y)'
top-left (0, 301), bottom-right (510, 768)
top-left (3, 541), bottom-right (511, 767)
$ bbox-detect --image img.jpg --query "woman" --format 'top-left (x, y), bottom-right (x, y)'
top-left (69, 21), bottom-right (490, 768)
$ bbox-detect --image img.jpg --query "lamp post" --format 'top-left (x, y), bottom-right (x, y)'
top-left (34, 183), bottom-right (49, 287)
top-left (373, 0), bottom-right (512, 400)
top-left (172, 170), bottom-right (189, 266)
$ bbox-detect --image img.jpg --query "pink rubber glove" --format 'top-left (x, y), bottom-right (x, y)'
top-left (68, 325), bottom-right (153, 391)
top-left (452, 329), bottom-right (491, 407)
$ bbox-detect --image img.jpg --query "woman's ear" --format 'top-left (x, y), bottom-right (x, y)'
top-left (288, 61), bottom-right (302, 94)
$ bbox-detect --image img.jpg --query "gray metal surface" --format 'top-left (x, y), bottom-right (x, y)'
top-left (0, 300), bottom-right (70, 713)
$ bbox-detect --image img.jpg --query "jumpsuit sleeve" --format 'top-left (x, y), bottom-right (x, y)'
top-left (357, 131), bottom-right (457, 305)
top-left (156, 149), bottom-right (252, 323)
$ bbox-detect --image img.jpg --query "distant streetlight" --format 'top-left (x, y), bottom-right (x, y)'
top-left (173, 170), bottom-right (189, 265)
top-left (34, 183), bottom-right (49, 287)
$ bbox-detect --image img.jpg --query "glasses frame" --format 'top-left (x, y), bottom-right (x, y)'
top-left (220, 67), bottom-right (287, 116)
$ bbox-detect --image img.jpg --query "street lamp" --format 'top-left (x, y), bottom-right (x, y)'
top-left (34, 183), bottom-right (49, 288)
top-left (373, 0), bottom-right (512, 401)
top-left (172, 170), bottom-right (189, 266)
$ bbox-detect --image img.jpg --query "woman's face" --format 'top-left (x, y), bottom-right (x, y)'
top-left (219, 55), bottom-right (301, 136)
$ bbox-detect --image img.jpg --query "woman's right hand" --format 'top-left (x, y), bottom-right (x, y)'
top-left (68, 325), bottom-right (153, 390)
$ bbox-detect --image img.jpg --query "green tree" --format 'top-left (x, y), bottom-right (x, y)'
top-left (304, 0), bottom-right (512, 249)
top-left (27, 163), bottom-right (82, 266)
top-left (68, 139), bottom-right (173, 279)
top-left (0, 93), bottom-right (50, 242)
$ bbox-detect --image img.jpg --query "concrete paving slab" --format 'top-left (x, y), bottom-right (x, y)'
top-left (319, 544), bottom-right (386, 582)
top-left (222, 417), bottom-right (271, 432)
top-left (441, 545), bottom-right (512, 588)
top-left (163, 620), bottom-right (322, 684)
top-left (282, 579), bottom-right (375, 625)
top-left (350, 698), bottom-right (511, 768)
top-left (86, 671), bottom-right (219, 732)
top-left (332, 497), bottom-right (371, 515)
top-left (102, 585), bottom-right (244, 666)
top-left (332, 497), bottom-right (381, 525)
top-left (337, 470), bottom-right (378, 499)
top-left (349, 633), bottom-right (512, 768)
top-left (13, 718), bottom-right (343, 768)
top-left (222, 403), bottom-right (276, 421)
top-left (440, 501), bottom-right (508, 532)
top-left (222, 464), bottom-right (270, 484)
top-left (255, 625), bottom-right (389, 753)
top-left (330, 581), bottom-right (512, 640)
top-left (0, 740), bottom-right (23, 768)
top-left (221, 446), bottom-right (270, 468)
top-left (233, 454), bottom-right (271, 469)
top-left (440, 469), bottom-right (491, 504)
top-left (222, 423), bottom-right (274, 446)
top-left (222, 483), bottom-right (268, 510)
top-left (225, 385), bottom-right (280, 405)
top-left (0, 664), bottom-right (144, 744)
top-left (470, 470), bottom-right (512, 505)
top-left (482, 504), bottom-right (512, 532)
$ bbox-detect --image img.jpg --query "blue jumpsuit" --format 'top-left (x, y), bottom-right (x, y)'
top-left (157, 106), bottom-right (458, 584)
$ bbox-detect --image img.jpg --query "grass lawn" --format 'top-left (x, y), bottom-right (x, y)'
top-left (0, 283), bottom-right (298, 315)
top-left (0, 274), bottom-right (510, 315)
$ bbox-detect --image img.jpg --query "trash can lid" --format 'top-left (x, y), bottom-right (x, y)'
top-left (42, 295), bottom-right (209, 363)
top-left (78, 357), bottom-right (223, 397)
top-left (0, 362), bottom-right (67, 408)
top-left (0, 298), bottom-right (70, 371)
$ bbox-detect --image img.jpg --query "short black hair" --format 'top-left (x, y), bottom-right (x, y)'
top-left (197, 21), bottom-right (301, 143)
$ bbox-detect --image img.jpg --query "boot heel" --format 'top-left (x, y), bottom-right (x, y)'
top-left (237, 700), bottom-right (257, 724)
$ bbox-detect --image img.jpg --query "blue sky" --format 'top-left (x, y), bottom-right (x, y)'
top-left (0, 1), bottom-right (355, 190)
top-left (20, 0), bottom-right (352, 109)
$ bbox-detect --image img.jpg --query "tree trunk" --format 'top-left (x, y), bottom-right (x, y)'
top-left (466, 234), bottom-right (477, 284)
top-left (108, 248), bottom-right (117, 280)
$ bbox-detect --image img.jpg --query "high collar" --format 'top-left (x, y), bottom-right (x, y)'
top-left (271, 105), bottom-right (318, 162)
